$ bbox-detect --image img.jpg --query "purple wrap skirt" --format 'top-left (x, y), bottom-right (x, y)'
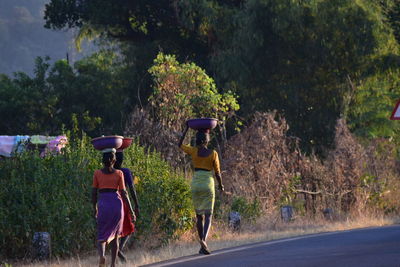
top-left (97, 191), bottom-right (124, 243)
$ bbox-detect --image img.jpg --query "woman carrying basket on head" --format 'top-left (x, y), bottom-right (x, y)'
top-left (92, 149), bottom-right (136, 267)
top-left (114, 150), bottom-right (140, 262)
top-left (178, 123), bottom-right (224, 255)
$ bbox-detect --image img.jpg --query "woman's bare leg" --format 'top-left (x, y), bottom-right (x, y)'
top-left (197, 213), bottom-right (211, 254)
top-left (203, 213), bottom-right (212, 242)
top-left (97, 241), bottom-right (106, 266)
top-left (120, 235), bottom-right (129, 250)
top-left (197, 213), bottom-right (212, 254)
top-left (118, 235), bottom-right (130, 262)
top-left (196, 214), bottom-right (204, 241)
top-left (110, 236), bottom-right (119, 267)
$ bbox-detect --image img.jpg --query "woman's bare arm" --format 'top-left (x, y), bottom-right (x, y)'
top-left (215, 173), bottom-right (224, 191)
top-left (121, 189), bottom-right (136, 222)
top-left (128, 184), bottom-right (140, 217)
top-left (91, 188), bottom-right (98, 218)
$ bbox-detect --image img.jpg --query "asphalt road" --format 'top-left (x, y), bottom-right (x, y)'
top-left (143, 225), bottom-right (400, 267)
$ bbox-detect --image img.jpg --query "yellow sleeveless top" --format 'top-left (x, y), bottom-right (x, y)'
top-left (180, 144), bottom-right (221, 174)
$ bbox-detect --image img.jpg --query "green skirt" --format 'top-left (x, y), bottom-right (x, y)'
top-left (191, 170), bottom-right (215, 215)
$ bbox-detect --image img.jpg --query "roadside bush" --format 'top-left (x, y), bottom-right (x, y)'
top-left (122, 142), bottom-right (194, 247)
top-left (0, 136), bottom-right (98, 259)
top-left (0, 135), bottom-right (193, 259)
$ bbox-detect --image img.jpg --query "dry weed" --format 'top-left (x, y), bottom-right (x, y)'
top-left (222, 111), bottom-right (300, 212)
top-left (221, 113), bottom-right (400, 217)
top-left (124, 107), bottom-right (188, 169)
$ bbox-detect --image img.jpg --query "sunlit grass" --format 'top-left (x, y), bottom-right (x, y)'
top-left (13, 215), bottom-right (398, 267)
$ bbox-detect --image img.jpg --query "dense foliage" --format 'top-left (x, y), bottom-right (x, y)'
top-left (0, 135), bottom-right (193, 259)
top-left (1, 1), bottom-right (399, 148)
top-left (37, 0), bottom-right (400, 150)
top-left (0, 53), bottom-right (130, 136)
top-left (148, 52), bottom-right (239, 130)
top-left (213, 0), bottom-right (390, 150)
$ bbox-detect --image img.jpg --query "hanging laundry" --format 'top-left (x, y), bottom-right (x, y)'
top-left (0, 136), bottom-right (16, 157)
top-left (14, 135), bottom-right (30, 154)
top-left (30, 135), bottom-right (55, 145)
top-left (0, 135), bottom-right (68, 157)
top-left (41, 136), bottom-right (68, 157)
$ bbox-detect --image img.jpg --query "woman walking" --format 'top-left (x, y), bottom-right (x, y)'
top-left (92, 149), bottom-right (135, 267)
top-left (178, 124), bottom-right (224, 255)
top-left (114, 151), bottom-right (140, 262)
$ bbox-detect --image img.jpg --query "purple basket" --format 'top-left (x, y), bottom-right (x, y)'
top-left (91, 136), bottom-right (123, 151)
top-left (187, 118), bottom-right (218, 132)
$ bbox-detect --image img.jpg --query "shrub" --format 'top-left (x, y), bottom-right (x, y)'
top-left (123, 142), bottom-right (194, 246)
top-left (0, 135), bottom-right (193, 259)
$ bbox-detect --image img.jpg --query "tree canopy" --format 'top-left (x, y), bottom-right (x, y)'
top-left (211, 0), bottom-right (400, 150)
top-left (2, 0), bottom-right (400, 150)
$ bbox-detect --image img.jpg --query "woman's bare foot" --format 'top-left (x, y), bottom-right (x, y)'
top-left (199, 239), bottom-right (211, 253)
top-left (199, 246), bottom-right (211, 255)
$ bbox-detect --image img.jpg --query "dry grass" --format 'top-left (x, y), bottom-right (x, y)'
top-left (222, 113), bottom-right (400, 216)
top-left (11, 215), bottom-right (398, 267)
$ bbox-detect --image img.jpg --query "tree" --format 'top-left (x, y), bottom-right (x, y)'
top-left (44, 0), bottom-right (246, 70)
top-left (43, 0), bottom-right (400, 150)
top-left (0, 53), bottom-right (132, 136)
top-left (43, 0), bottom-right (244, 137)
top-left (212, 0), bottom-right (399, 151)
top-left (347, 68), bottom-right (400, 140)
top-left (44, 0), bottom-right (209, 62)
top-left (48, 51), bottom-right (126, 134)
top-left (148, 52), bottom-right (239, 134)
top-left (0, 57), bottom-right (62, 134)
